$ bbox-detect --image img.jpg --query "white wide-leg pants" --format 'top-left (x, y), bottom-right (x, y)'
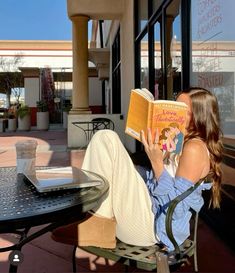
top-left (81, 130), bottom-right (157, 246)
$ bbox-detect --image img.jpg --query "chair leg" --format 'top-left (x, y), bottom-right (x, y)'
top-left (194, 245), bottom-right (198, 272)
top-left (193, 213), bottom-right (199, 272)
top-left (156, 252), bottom-right (170, 273)
top-left (72, 246), bottom-right (77, 273)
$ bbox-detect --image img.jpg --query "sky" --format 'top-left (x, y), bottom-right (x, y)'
top-left (0, 0), bottom-right (72, 40)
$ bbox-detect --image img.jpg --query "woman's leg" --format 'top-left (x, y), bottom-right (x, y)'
top-left (81, 130), bottom-right (157, 246)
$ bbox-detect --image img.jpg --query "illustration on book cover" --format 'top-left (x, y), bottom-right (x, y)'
top-left (158, 123), bottom-right (184, 154)
top-left (151, 102), bottom-right (187, 154)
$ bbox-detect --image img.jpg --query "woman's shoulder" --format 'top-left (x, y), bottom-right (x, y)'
top-left (176, 138), bottom-right (211, 182)
top-left (183, 138), bottom-right (209, 158)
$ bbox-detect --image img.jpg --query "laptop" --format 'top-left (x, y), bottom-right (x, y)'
top-left (23, 166), bottom-right (102, 193)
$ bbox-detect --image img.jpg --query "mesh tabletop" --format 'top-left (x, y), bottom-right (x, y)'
top-left (0, 167), bottom-right (108, 232)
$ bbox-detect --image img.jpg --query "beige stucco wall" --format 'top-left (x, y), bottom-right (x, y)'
top-left (105, 20), bottom-right (120, 115)
top-left (89, 77), bottom-right (102, 106)
top-left (121, 0), bottom-right (136, 152)
top-left (101, 0), bottom-right (136, 152)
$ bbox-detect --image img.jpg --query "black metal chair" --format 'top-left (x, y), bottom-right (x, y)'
top-left (91, 118), bottom-right (115, 134)
top-left (72, 180), bottom-right (204, 273)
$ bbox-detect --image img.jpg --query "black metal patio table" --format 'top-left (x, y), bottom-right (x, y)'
top-left (0, 167), bottom-right (108, 273)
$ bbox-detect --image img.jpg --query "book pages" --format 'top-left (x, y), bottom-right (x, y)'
top-left (125, 90), bottom-right (151, 141)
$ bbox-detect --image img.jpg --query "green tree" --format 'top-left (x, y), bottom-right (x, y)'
top-left (0, 54), bottom-right (24, 108)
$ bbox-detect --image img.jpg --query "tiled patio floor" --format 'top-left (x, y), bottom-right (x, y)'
top-left (0, 128), bottom-right (235, 273)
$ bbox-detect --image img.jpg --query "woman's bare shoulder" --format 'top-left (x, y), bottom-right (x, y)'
top-left (176, 139), bottom-right (210, 182)
top-left (181, 140), bottom-right (207, 160)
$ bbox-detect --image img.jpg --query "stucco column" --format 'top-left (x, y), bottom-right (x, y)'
top-left (70, 15), bottom-right (91, 114)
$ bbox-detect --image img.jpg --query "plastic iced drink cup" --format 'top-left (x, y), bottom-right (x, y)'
top-left (15, 140), bottom-right (38, 176)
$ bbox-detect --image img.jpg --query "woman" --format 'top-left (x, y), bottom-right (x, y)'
top-left (52, 87), bottom-right (222, 251)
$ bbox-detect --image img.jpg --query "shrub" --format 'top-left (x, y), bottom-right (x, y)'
top-left (36, 100), bottom-right (48, 112)
top-left (17, 105), bottom-right (31, 119)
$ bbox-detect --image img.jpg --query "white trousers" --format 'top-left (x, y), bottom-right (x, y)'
top-left (81, 130), bottom-right (157, 246)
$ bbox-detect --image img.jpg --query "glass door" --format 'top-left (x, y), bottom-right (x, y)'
top-left (164, 0), bottom-right (182, 99)
top-left (154, 19), bottom-right (163, 99)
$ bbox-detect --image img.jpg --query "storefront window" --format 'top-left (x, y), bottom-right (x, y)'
top-left (191, 0), bottom-right (235, 136)
top-left (165, 0), bottom-right (182, 99)
top-left (140, 33), bottom-right (149, 89)
top-left (154, 21), bottom-right (162, 99)
top-left (112, 28), bottom-right (121, 113)
top-left (152, 0), bottom-right (163, 14)
top-left (137, 0), bottom-right (148, 34)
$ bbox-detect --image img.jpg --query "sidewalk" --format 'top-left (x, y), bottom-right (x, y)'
top-left (0, 129), bottom-right (85, 168)
top-left (0, 129), bottom-right (235, 273)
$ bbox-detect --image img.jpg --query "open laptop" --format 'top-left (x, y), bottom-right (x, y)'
top-left (23, 166), bottom-right (102, 193)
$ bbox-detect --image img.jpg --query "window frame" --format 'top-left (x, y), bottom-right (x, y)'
top-left (134, 0), bottom-right (191, 98)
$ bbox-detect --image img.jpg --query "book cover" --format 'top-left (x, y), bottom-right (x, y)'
top-left (125, 89), bottom-right (188, 154)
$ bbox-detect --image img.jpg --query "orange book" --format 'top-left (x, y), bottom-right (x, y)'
top-left (125, 89), bottom-right (188, 154)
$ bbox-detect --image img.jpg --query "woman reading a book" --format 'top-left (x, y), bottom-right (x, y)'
top-left (52, 87), bottom-right (222, 251)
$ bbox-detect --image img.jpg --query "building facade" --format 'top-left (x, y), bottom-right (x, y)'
top-left (66, 0), bottom-right (235, 151)
top-left (0, 40), bottom-right (103, 125)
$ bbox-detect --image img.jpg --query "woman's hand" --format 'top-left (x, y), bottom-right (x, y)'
top-left (140, 128), bottom-right (164, 179)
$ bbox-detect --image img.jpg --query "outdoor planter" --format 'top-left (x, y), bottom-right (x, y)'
top-left (8, 118), bottom-right (17, 132)
top-left (37, 111), bottom-right (49, 130)
top-left (17, 105), bottom-right (31, 131)
top-left (36, 100), bottom-right (49, 130)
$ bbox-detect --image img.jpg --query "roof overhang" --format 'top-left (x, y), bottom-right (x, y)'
top-left (67, 0), bottom-right (124, 20)
top-left (89, 48), bottom-right (110, 80)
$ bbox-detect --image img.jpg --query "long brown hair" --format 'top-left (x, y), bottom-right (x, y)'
top-left (178, 87), bottom-right (223, 208)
